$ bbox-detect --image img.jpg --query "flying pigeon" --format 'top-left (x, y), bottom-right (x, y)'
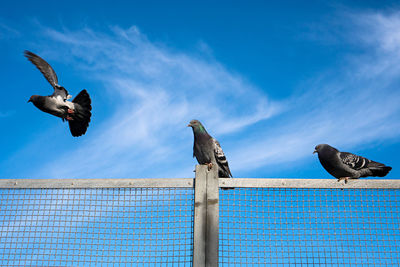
top-left (25, 50), bottom-right (92, 137)
top-left (188, 119), bottom-right (233, 178)
top-left (313, 144), bottom-right (392, 183)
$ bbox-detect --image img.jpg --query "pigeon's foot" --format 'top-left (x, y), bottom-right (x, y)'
top-left (337, 177), bottom-right (350, 184)
top-left (207, 163), bottom-right (213, 171)
top-left (67, 109), bottom-right (75, 114)
top-left (66, 116), bottom-right (74, 121)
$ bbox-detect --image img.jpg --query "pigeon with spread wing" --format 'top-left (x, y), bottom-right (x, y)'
top-left (25, 50), bottom-right (92, 137)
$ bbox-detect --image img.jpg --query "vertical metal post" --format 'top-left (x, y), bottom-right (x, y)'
top-left (193, 164), bottom-right (219, 267)
top-left (193, 165), bottom-right (207, 266)
top-left (206, 164), bottom-right (219, 267)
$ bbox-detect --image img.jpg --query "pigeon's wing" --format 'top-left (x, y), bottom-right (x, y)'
top-left (24, 50), bottom-right (59, 88)
top-left (24, 50), bottom-right (71, 100)
top-left (339, 152), bottom-right (371, 170)
top-left (213, 138), bottom-right (232, 177)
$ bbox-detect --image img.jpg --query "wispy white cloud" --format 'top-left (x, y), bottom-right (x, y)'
top-left (353, 11), bottom-right (400, 53)
top-left (30, 25), bottom-right (281, 178)
top-left (229, 10), bottom-right (400, 172)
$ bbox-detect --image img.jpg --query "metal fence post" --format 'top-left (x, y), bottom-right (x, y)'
top-left (193, 165), bottom-right (207, 266)
top-left (193, 164), bottom-right (219, 267)
top-left (206, 163), bottom-right (219, 267)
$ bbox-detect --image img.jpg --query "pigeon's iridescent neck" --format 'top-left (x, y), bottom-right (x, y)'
top-left (198, 125), bottom-right (206, 133)
top-left (193, 124), bottom-right (208, 136)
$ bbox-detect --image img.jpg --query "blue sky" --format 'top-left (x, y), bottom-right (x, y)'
top-left (0, 0), bottom-right (400, 179)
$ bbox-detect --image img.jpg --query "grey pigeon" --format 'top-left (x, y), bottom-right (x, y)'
top-left (314, 144), bottom-right (392, 183)
top-left (188, 119), bottom-right (233, 178)
top-left (25, 50), bottom-right (92, 137)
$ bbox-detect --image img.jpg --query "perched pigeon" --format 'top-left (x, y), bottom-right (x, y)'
top-left (314, 144), bottom-right (392, 183)
top-left (25, 50), bottom-right (92, 137)
top-left (188, 119), bottom-right (232, 178)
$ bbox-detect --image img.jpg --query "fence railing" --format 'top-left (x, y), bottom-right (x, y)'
top-left (0, 165), bottom-right (399, 266)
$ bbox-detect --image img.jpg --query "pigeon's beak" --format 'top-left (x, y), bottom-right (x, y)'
top-left (187, 124), bottom-right (192, 127)
top-left (313, 150), bottom-right (317, 154)
top-left (27, 99), bottom-right (31, 103)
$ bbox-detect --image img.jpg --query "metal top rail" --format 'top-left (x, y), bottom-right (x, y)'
top-left (220, 178), bottom-right (400, 189)
top-left (0, 178), bottom-right (194, 188)
top-left (0, 177), bottom-right (398, 189)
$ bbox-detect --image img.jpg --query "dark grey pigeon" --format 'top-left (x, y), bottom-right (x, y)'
top-left (188, 119), bottom-right (233, 178)
top-left (25, 50), bottom-right (92, 137)
top-left (314, 144), bottom-right (392, 183)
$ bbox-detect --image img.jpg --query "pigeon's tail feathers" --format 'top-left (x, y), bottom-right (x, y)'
top-left (68, 89), bottom-right (92, 137)
top-left (369, 164), bottom-right (392, 177)
top-left (73, 89), bottom-right (91, 111)
top-left (69, 120), bottom-right (88, 137)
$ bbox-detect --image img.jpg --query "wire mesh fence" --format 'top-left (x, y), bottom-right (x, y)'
top-left (220, 187), bottom-right (400, 266)
top-left (0, 187), bottom-right (194, 266)
top-left (0, 175), bottom-right (399, 266)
